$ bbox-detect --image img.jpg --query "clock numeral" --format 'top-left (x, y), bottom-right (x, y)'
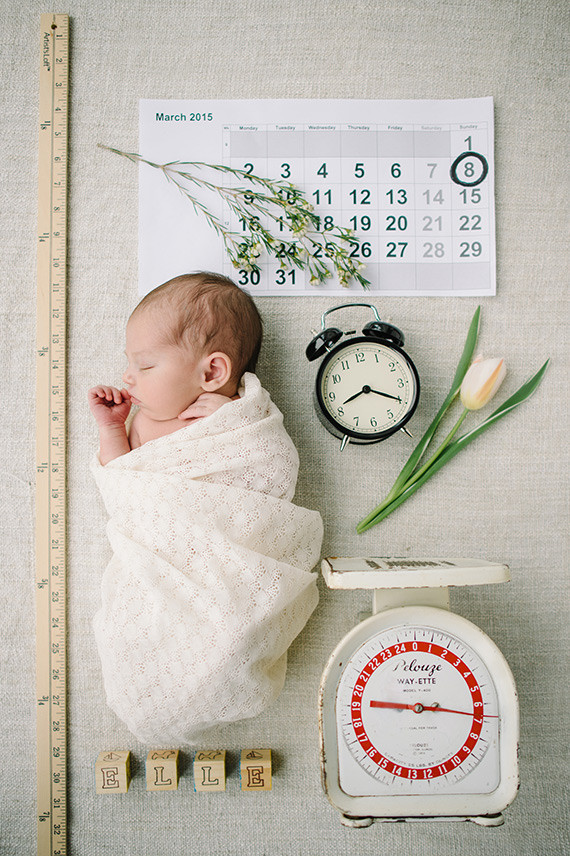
top-left (341, 359), bottom-right (350, 370)
top-left (332, 374), bottom-right (341, 384)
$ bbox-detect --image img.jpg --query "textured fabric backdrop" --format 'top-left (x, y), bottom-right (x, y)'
top-left (0, 1), bottom-right (568, 854)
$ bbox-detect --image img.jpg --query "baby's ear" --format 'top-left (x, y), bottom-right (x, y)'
top-left (201, 352), bottom-right (233, 391)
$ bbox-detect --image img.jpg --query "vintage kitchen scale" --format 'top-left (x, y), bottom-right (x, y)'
top-left (318, 557), bottom-right (519, 827)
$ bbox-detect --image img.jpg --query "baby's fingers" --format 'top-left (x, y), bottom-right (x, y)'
top-left (89, 386), bottom-right (129, 405)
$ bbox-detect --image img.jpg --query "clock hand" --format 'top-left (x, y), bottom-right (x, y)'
top-left (369, 700), bottom-right (499, 718)
top-left (343, 388), bottom-right (365, 404)
top-left (342, 385), bottom-right (402, 405)
top-left (368, 388), bottom-right (402, 402)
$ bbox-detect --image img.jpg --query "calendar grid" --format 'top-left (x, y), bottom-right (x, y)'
top-left (220, 120), bottom-right (493, 295)
top-left (139, 99), bottom-right (496, 297)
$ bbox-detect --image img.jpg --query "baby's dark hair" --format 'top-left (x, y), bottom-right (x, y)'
top-left (132, 272), bottom-right (263, 383)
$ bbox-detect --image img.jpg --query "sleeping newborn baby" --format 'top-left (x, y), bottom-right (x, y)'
top-left (88, 272), bottom-right (323, 743)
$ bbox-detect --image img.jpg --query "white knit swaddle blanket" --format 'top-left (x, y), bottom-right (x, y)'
top-left (91, 373), bottom-right (323, 744)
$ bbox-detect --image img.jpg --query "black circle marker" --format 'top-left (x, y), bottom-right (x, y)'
top-left (450, 151), bottom-right (489, 187)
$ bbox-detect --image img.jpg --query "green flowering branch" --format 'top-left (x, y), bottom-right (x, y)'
top-left (356, 307), bottom-right (550, 532)
top-left (99, 144), bottom-right (370, 289)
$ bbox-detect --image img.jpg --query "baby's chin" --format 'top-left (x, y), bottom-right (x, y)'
top-left (137, 406), bottom-right (184, 423)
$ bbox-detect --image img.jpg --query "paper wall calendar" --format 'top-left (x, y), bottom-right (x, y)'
top-left (138, 98), bottom-right (495, 297)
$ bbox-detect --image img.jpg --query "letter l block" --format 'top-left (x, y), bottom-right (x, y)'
top-left (146, 749), bottom-right (179, 791)
top-left (193, 750), bottom-right (226, 792)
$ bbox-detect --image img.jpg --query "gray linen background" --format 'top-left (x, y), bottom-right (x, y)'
top-left (1, 1), bottom-right (568, 854)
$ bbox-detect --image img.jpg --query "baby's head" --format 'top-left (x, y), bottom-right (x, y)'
top-left (133, 271), bottom-right (262, 380)
top-left (123, 272), bottom-right (263, 420)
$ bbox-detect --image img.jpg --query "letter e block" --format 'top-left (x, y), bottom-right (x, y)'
top-left (95, 750), bottom-right (131, 794)
top-left (193, 750), bottom-right (226, 792)
top-left (240, 748), bottom-right (272, 791)
top-left (146, 749), bottom-right (179, 791)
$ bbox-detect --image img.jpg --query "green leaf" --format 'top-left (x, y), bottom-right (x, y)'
top-left (390, 306), bottom-right (480, 492)
top-left (356, 359), bottom-right (549, 533)
top-left (361, 307), bottom-right (481, 529)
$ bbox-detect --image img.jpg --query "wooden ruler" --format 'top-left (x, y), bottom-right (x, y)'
top-left (35, 13), bottom-right (69, 856)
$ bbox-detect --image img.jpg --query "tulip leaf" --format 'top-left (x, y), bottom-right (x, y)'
top-left (356, 358), bottom-right (549, 532)
top-left (369, 306), bottom-right (481, 513)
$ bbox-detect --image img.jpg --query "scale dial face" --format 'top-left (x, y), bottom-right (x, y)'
top-left (336, 623), bottom-right (500, 795)
top-left (315, 337), bottom-right (419, 443)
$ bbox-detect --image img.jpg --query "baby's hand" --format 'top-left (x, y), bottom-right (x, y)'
top-left (178, 392), bottom-right (234, 422)
top-left (88, 386), bottom-right (132, 427)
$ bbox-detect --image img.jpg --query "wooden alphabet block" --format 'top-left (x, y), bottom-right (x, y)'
top-left (95, 750), bottom-right (131, 794)
top-left (193, 750), bottom-right (226, 792)
top-left (146, 749), bottom-right (179, 791)
top-left (240, 748), bottom-right (272, 791)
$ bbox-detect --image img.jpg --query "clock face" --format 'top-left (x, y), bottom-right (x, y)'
top-left (316, 337), bottom-right (419, 442)
top-left (335, 623), bottom-right (500, 796)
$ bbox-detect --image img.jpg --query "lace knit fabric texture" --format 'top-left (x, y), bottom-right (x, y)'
top-left (91, 373), bottom-right (323, 744)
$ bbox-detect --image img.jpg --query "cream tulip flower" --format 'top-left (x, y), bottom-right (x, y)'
top-left (460, 355), bottom-right (506, 411)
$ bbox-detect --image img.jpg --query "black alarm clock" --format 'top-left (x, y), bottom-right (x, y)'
top-left (306, 303), bottom-right (420, 450)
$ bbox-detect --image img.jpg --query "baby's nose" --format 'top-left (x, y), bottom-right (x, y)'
top-left (122, 368), bottom-right (132, 386)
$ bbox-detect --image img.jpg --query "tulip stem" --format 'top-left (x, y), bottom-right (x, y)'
top-left (396, 408), bottom-right (469, 493)
top-left (356, 407), bottom-right (469, 531)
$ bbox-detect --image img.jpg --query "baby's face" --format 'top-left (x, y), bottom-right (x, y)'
top-left (122, 310), bottom-right (204, 422)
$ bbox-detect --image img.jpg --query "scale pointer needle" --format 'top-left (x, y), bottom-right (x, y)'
top-left (369, 700), bottom-right (498, 717)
